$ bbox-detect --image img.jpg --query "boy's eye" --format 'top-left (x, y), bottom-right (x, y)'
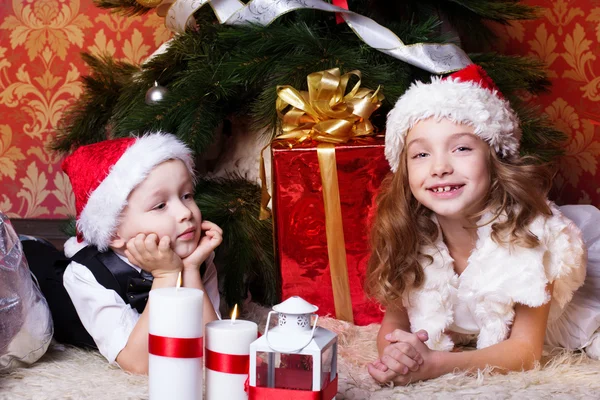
top-left (182, 193), bottom-right (194, 200)
top-left (152, 203), bottom-right (166, 211)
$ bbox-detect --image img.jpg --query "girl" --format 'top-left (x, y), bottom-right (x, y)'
top-left (365, 64), bottom-right (600, 385)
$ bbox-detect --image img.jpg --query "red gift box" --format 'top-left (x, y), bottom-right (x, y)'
top-left (271, 137), bottom-right (388, 325)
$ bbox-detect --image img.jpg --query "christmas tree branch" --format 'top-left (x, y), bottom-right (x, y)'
top-left (93, 0), bottom-right (150, 16)
top-left (52, 53), bottom-right (140, 153)
top-left (195, 175), bottom-right (279, 307)
top-left (447, 0), bottom-right (539, 22)
top-left (471, 53), bottom-right (551, 95)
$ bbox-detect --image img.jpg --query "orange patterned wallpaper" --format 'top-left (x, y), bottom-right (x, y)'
top-left (0, 0), bottom-right (598, 220)
top-left (0, 0), bottom-right (169, 218)
top-left (494, 0), bottom-right (600, 206)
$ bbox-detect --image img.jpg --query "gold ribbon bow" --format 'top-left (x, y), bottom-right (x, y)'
top-left (261, 68), bottom-right (383, 220)
top-left (275, 68), bottom-right (383, 143)
top-left (261, 69), bottom-right (383, 323)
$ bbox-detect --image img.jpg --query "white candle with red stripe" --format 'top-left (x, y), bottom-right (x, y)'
top-left (205, 305), bottom-right (258, 400)
top-left (149, 286), bottom-right (204, 400)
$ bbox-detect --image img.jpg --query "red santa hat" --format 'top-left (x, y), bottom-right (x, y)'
top-left (62, 132), bottom-right (194, 252)
top-left (385, 64), bottom-right (521, 172)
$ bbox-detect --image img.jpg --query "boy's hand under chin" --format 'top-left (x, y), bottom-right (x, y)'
top-left (181, 221), bottom-right (223, 271)
top-left (124, 233), bottom-right (183, 279)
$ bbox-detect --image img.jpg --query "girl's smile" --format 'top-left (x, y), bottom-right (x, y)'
top-left (427, 183), bottom-right (465, 197)
top-left (405, 118), bottom-right (491, 220)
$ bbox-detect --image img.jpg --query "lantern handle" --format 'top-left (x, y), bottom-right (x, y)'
top-left (265, 311), bottom-right (319, 353)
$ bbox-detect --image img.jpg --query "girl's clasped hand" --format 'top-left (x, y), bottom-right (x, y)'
top-left (368, 329), bottom-right (430, 386)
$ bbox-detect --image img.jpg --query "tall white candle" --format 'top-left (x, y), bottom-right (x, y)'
top-left (205, 317), bottom-right (258, 400)
top-left (149, 287), bottom-right (204, 400)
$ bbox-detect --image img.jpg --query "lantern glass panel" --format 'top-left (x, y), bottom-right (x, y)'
top-left (255, 352), bottom-right (315, 390)
top-left (321, 343), bottom-right (335, 384)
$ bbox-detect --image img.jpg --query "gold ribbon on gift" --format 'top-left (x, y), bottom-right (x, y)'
top-left (261, 68), bottom-right (383, 323)
top-left (316, 142), bottom-right (354, 324)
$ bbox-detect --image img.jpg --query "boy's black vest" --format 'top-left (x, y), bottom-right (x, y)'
top-left (23, 240), bottom-right (205, 349)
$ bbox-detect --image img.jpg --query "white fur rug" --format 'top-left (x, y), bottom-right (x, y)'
top-left (2, 307), bottom-right (599, 400)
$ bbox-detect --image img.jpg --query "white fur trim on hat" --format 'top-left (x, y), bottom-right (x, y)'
top-left (77, 133), bottom-right (194, 252)
top-left (385, 77), bottom-right (521, 172)
top-left (63, 236), bottom-right (88, 258)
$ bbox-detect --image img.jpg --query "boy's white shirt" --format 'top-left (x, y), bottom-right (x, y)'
top-left (402, 203), bottom-right (587, 351)
top-left (63, 240), bottom-right (220, 364)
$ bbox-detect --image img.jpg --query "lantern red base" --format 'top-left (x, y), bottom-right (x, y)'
top-left (249, 374), bottom-right (338, 400)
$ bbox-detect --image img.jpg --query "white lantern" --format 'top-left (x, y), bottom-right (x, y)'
top-left (248, 296), bottom-right (338, 399)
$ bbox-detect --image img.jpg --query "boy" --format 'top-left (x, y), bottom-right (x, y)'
top-left (60, 132), bottom-right (221, 374)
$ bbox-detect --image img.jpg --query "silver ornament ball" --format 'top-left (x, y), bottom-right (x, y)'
top-left (145, 82), bottom-right (168, 105)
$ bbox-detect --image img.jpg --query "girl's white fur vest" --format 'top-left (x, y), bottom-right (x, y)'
top-left (402, 204), bottom-right (586, 351)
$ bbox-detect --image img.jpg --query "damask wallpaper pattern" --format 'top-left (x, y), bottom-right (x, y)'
top-left (494, 0), bottom-right (600, 206)
top-left (0, 0), bottom-right (598, 219)
top-left (0, 0), bottom-right (168, 218)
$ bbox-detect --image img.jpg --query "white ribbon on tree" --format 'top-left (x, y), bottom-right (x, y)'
top-left (155, 0), bottom-right (471, 74)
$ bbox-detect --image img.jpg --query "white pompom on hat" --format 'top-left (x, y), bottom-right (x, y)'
top-left (61, 132), bottom-right (194, 251)
top-left (385, 64), bottom-right (521, 172)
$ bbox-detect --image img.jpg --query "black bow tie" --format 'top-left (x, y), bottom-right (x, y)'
top-left (126, 275), bottom-right (153, 313)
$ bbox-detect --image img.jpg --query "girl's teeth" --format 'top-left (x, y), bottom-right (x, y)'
top-left (433, 186), bottom-right (458, 192)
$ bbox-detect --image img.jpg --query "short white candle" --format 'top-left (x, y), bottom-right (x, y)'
top-left (205, 318), bottom-right (258, 400)
top-left (149, 287), bottom-right (204, 400)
